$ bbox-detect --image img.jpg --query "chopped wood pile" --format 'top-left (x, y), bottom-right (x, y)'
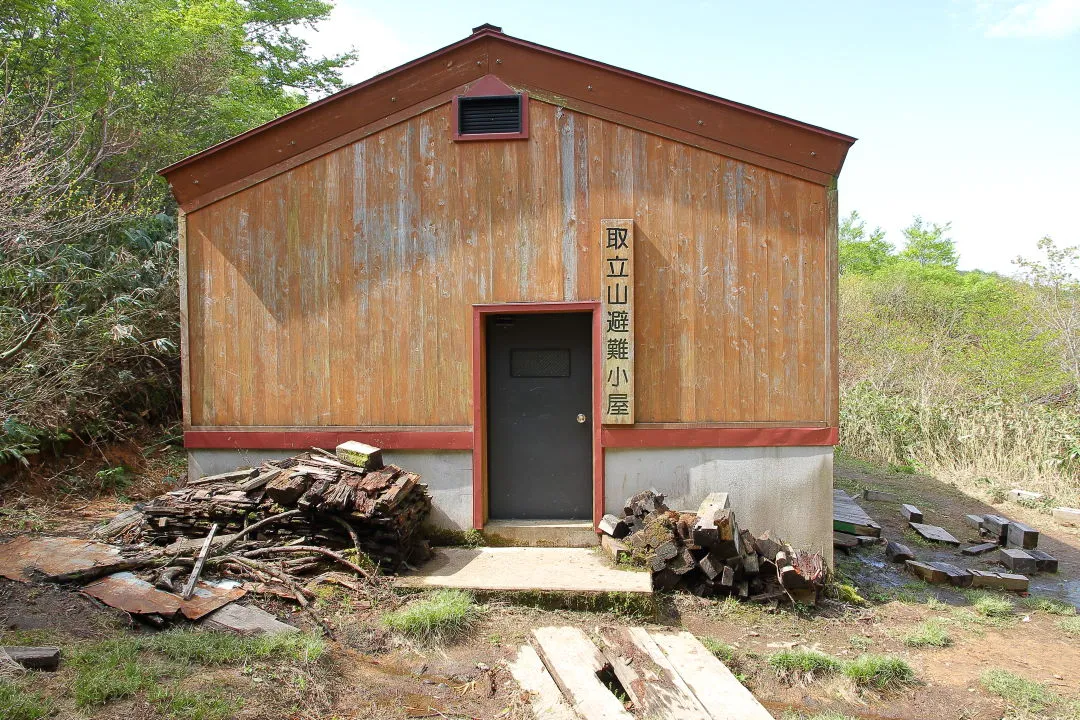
top-left (102, 442), bottom-right (433, 573)
top-left (600, 489), bottom-right (826, 604)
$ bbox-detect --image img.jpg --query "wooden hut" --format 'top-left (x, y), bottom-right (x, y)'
top-left (161, 24), bottom-right (855, 554)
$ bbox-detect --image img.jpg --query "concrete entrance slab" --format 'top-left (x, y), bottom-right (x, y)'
top-left (398, 547), bottom-right (652, 594)
top-left (484, 519), bottom-right (598, 547)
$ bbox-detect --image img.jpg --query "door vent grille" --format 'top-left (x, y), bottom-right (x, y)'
top-left (510, 349), bottom-right (571, 378)
top-left (457, 95), bottom-right (522, 135)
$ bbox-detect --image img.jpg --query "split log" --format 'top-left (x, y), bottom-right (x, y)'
top-left (598, 514), bottom-right (629, 539)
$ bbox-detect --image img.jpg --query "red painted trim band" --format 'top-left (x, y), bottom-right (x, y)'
top-left (184, 430), bottom-right (473, 451)
top-left (601, 426), bottom-right (839, 448)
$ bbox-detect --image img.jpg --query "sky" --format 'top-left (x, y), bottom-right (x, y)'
top-left (297, 0), bottom-right (1080, 274)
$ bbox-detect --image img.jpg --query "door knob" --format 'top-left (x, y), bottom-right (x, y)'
top-left (576, 413), bottom-right (587, 424)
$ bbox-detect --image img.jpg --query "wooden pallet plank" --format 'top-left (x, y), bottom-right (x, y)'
top-left (507, 645), bottom-right (578, 720)
top-left (909, 522), bottom-right (960, 545)
top-left (532, 627), bottom-right (633, 720)
top-left (597, 627), bottom-right (709, 719)
top-left (650, 631), bottom-right (773, 720)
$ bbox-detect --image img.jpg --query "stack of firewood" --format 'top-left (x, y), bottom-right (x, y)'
top-left (600, 489), bottom-right (825, 603)
top-left (131, 442), bottom-right (432, 572)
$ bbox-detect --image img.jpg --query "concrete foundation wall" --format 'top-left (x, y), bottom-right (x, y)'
top-left (605, 446), bottom-right (834, 563)
top-left (187, 448), bottom-right (474, 530)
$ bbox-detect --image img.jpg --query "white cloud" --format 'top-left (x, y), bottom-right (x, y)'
top-left (294, 2), bottom-right (420, 91)
top-left (973, 0), bottom-right (1080, 37)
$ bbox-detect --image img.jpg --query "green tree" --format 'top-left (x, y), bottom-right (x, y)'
top-left (1, 0), bottom-right (354, 201)
top-left (899, 216), bottom-right (958, 268)
top-left (839, 210), bottom-right (894, 275)
top-left (1015, 237), bottom-right (1080, 393)
top-left (0, 0), bottom-right (354, 458)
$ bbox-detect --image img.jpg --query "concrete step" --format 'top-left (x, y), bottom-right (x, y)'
top-left (398, 547), bottom-right (652, 595)
top-left (483, 519), bottom-right (599, 547)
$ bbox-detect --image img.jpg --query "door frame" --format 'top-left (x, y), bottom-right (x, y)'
top-left (471, 301), bottom-right (603, 530)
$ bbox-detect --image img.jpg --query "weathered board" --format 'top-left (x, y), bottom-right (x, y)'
top-left (598, 626), bottom-right (710, 719)
top-left (832, 490), bottom-right (882, 537)
top-left (650, 631), bottom-right (774, 720)
top-left (909, 522), bottom-right (960, 546)
top-left (506, 645), bottom-right (578, 720)
top-left (184, 101), bottom-right (831, 427)
top-left (531, 626), bottom-right (633, 720)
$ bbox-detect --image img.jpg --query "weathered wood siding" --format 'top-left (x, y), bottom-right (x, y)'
top-left (185, 100), bottom-right (830, 427)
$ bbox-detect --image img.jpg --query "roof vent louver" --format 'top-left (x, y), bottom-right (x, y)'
top-left (454, 94), bottom-right (527, 139)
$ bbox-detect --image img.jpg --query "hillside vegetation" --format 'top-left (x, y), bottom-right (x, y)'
top-left (838, 213), bottom-right (1080, 505)
top-left (0, 0), bottom-right (351, 465)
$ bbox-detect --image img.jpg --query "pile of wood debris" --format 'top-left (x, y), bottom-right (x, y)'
top-left (101, 441), bottom-right (432, 573)
top-left (103, 440), bottom-right (432, 574)
top-left (52, 442), bottom-right (434, 633)
top-left (599, 489), bottom-right (825, 604)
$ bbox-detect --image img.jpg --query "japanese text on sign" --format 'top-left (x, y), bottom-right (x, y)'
top-left (601, 219), bottom-right (634, 424)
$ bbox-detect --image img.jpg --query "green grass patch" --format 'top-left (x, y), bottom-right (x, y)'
top-left (1020, 596), bottom-right (1077, 616)
top-left (698, 636), bottom-right (736, 664)
top-left (1058, 615), bottom-right (1080, 637)
top-left (0, 680), bottom-right (54, 720)
top-left (144, 628), bottom-right (325, 665)
top-left (849, 635), bottom-right (873, 650)
top-left (843, 654), bottom-right (916, 690)
top-left (69, 637), bottom-right (166, 708)
top-left (902, 619), bottom-right (952, 648)
top-left (382, 589), bottom-right (478, 644)
top-left (767, 649), bottom-right (842, 683)
top-left (980, 669), bottom-right (1057, 713)
top-left (970, 591), bottom-right (1015, 618)
top-left (149, 686), bottom-right (244, 720)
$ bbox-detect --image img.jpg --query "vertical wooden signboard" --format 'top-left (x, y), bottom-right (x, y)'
top-left (601, 219), bottom-right (634, 424)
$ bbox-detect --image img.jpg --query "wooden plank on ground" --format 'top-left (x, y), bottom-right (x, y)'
top-left (649, 630), bottom-right (774, 720)
top-left (201, 603), bottom-right (298, 635)
top-left (961, 542), bottom-right (999, 556)
top-left (999, 548), bottom-right (1037, 573)
top-left (885, 540), bottom-right (914, 563)
top-left (832, 490), bottom-right (881, 538)
top-left (1, 646), bottom-right (60, 671)
top-left (906, 560), bottom-right (948, 584)
top-left (531, 626), bottom-right (633, 720)
top-left (833, 532), bottom-right (859, 549)
top-left (1006, 521), bottom-right (1039, 550)
top-left (909, 522), bottom-right (960, 545)
top-left (970, 569), bottom-right (1029, 591)
top-left (506, 645), bottom-right (577, 720)
top-left (598, 626), bottom-right (709, 720)
top-left (900, 504), bottom-right (923, 523)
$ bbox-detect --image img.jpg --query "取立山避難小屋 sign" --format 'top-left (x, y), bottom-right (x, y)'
top-left (601, 219), bottom-right (634, 424)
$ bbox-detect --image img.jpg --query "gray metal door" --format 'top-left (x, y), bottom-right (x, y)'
top-left (487, 312), bottom-right (592, 519)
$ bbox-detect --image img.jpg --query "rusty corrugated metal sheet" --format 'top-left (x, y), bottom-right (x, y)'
top-left (0, 536), bottom-right (123, 583)
top-left (81, 572), bottom-right (245, 619)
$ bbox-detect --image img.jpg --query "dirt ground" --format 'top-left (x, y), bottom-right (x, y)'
top-left (2, 450), bottom-right (1079, 720)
